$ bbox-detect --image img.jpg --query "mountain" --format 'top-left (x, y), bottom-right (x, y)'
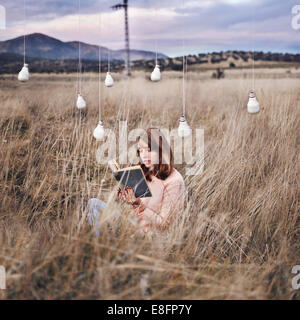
top-left (0, 33), bottom-right (168, 61)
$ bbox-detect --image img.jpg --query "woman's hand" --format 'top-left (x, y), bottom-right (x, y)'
top-left (117, 187), bottom-right (141, 205)
top-left (124, 187), bottom-right (140, 205)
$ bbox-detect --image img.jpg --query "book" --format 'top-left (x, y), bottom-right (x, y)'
top-left (108, 160), bottom-right (152, 198)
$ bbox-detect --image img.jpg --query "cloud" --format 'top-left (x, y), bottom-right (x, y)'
top-left (0, 0), bottom-right (299, 56)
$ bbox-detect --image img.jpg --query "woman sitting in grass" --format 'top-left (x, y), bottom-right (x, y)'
top-left (87, 128), bottom-right (186, 236)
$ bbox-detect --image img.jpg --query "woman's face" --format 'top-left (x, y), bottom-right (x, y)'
top-left (138, 139), bottom-right (159, 168)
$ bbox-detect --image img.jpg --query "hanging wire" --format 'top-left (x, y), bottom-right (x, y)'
top-left (155, 38), bottom-right (158, 65)
top-left (108, 46), bottom-right (110, 73)
top-left (98, 13), bottom-right (102, 121)
top-left (77, 0), bottom-right (82, 94)
top-left (251, 2), bottom-right (255, 91)
top-left (182, 0), bottom-right (186, 117)
top-left (155, 5), bottom-right (158, 65)
top-left (23, 0), bottom-right (26, 65)
top-left (182, 54), bottom-right (186, 117)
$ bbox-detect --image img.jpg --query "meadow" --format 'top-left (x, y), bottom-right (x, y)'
top-left (0, 68), bottom-right (299, 299)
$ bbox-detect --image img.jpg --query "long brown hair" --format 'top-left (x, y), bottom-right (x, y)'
top-left (137, 128), bottom-right (174, 181)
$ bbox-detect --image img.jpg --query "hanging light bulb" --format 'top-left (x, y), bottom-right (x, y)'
top-left (76, 93), bottom-right (86, 109)
top-left (93, 120), bottom-right (105, 140)
top-left (178, 115), bottom-right (191, 137)
top-left (105, 72), bottom-right (114, 87)
top-left (18, 63), bottom-right (29, 82)
top-left (151, 64), bottom-right (161, 82)
top-left (177, 0), bottom-right (191, 138)
top-left (247, 91), bottom-right (260, 114)
top-left (19, 1), bottom-right (29, 83)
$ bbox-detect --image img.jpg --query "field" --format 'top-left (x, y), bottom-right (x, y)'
top-left (0, 68), bottom-right (299, 299)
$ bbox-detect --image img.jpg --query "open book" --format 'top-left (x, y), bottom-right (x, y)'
top-left (108, 160), bottom-right (152, 198)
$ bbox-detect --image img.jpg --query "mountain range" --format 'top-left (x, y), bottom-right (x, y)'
top-left (0, 33), bottom-right (168, 61)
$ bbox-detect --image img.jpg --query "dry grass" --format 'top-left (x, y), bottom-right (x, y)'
top-left (0, 70), bottom-right (299, 300)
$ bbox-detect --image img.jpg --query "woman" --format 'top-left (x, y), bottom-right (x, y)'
top-left (87, 128), bottom-right (186, 236)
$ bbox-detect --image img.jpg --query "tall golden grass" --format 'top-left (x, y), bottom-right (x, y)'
top-left (0, 69), bottom-right (299, 299)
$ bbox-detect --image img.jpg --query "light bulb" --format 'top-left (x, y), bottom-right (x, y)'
top-left (105, 72), bottom-right (114, 87)
top-left (76, 93), bottom-right (86, 109)
top-left (151, 65), bottom-right (161, 82)
top-left (93, 120), bottom-right (105, 140)
top-left (18, 63), bottom-right (29, 82)
top-left (178, 115), bottom-right (191, 137)
top-left (247, 91), bottom-right (260, 114)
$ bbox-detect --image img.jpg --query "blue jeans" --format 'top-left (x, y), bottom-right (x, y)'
top-left (87, 198), bottom-right (120, 237)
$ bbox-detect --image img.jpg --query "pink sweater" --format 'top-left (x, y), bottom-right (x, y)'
top-left (133, 168), bottom-right (186, 234)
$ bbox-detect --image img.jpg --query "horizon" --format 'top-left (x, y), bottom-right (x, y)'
top-left (0, 1), bottom-right (300, 57)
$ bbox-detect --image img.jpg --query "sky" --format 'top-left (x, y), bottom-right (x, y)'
top-left (0, 0), bottom-right (300, 57)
